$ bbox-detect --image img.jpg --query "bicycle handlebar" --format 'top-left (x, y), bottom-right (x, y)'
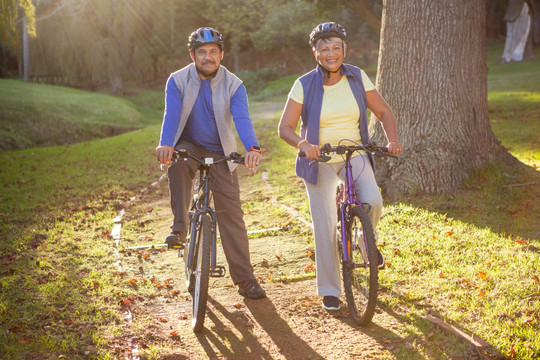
top-left (160, 149), bottom-right (245, 170)
top-left (172, 149), bottom-right (245, 164)
top-left (298, 142), bottom-right (399, 162)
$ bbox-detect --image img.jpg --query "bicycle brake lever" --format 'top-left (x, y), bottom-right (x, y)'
top-left (319, 155), bottom-right (331, 162)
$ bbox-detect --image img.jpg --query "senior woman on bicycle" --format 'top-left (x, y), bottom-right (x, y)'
top-left (278, 22), bottom-right (403, 311)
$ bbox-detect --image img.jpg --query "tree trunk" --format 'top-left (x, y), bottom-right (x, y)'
top-left (500, 0), bottom-right (534, 63)
top-left (370, 0), bottom-right (510, 197)
top-left (23, 18), bottom-right (30, 82)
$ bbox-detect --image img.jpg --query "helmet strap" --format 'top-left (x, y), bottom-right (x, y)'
top-left (322, 65), bottom-right (343, 78)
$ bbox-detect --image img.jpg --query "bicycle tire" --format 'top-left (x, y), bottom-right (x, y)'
top-left (191, 213), bottom-right (212, 332)
top-left (341, 205), bottom-right (379, 325)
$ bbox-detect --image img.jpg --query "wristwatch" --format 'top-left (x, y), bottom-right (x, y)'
top-left (249, 145), bottom-right (262, 153)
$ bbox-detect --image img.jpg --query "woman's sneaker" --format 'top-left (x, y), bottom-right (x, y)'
top-left (322, 296), bottom-right (340, 310)
top-left (165, 231), bottom-right (187, 249)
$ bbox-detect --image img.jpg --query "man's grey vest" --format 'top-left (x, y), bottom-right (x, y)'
top-left (170, 63), bottom-right (243, 172)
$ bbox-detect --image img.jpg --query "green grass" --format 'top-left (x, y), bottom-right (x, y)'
top-left (0, 86), bottom-right (166, 358)
top-left (486, 45), bottom-right (540, 169)
top-left (251, 74), bottom-right (298, 101)
top-left (0, 79), bottom-right (150, 151)
top-left (0, 125), bottom-right (163, 249)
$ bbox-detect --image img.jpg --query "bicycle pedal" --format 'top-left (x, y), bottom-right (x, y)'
top-left (209, 266), bottom-right (226, 277)
top-left (171, 244), bottom-right (185, 250)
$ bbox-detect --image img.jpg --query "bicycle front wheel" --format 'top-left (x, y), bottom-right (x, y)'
top-left (342, 205), bottom-right (379, 325)
top-left (191, 213), bottom-right (212, 332)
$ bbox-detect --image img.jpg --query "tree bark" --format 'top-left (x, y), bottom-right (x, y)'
top-left (23, 17), bottom-right (30, 82)
top-left (370, 0), bottom-right (510, 197)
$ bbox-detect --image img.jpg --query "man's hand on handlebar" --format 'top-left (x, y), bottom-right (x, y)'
top-left (244, 150), bottom-right (262, 170)
top-left (156, 144), bottom-right (175, 165)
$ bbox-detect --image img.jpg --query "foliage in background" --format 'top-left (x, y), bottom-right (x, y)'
top-left (0, 0), bottom-right (36, 46)
top-left (237, 68), bottom-right (280, 95)
top-left (2, 0), bottom-right (377, 90)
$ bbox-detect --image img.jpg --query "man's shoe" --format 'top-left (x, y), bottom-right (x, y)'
top-left (237, 279), bottom-right (266, 299)
top-left (165, 231), bottom-right (186, 249)
top-left (377, 248), bottom-right (385, 270)
top-left (322, 296), bottom-right (340, 311)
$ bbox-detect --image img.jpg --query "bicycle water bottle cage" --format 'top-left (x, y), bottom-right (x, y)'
top-left (209, 266), bottom-right (226, 277)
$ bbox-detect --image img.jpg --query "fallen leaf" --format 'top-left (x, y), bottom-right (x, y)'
top-left (532, 275), bottom-right (539, 282)
top-left (233, 302), bottom-right (243, 309)
top-left (129, 279), bottom-right (137, 284)
top-left (446, 231), bottom-right (453, 236)
top-left (477, 272), bottom-right (487, 280)
top-left (304, 263), bottom-right (315, 272)
top-left (179, 313), bottom-right (188, 320)
top-left (439, 272), bottom-right (444, 278)
top-left (479, 290), bottom-right (486, 297)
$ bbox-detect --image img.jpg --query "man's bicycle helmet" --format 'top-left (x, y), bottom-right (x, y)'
top-left (188, 27), bottom-right (224, 52)
top-left (309, 22), bottom-right (347, 48)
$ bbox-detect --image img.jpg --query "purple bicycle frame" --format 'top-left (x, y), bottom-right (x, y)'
top-left (339, 151), bottom-right (363, 263)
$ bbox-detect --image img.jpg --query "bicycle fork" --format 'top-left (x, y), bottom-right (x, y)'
top-left (209, 213), bottom-right (226, 277)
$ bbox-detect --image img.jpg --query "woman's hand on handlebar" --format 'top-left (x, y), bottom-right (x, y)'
top-left (386, 141), bottom-right (403, 156)
top-left (298, 141), bottom-right (320, 159)
top-left (156, 144), bottom-right (175, 165)
top-left (244, 150), bottom-right (262, 170)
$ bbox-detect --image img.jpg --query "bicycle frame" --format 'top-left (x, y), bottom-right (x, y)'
top-left (338, 150), bottom-right (368, 263)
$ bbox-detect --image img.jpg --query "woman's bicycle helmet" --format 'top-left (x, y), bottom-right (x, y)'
top-left (188, 27), bottom-right (224, 52)
top-left (309, 22), bottom-right (347, 48)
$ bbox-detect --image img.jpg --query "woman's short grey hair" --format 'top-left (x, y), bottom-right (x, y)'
top-left (313, 37), bottom-right (347, 51)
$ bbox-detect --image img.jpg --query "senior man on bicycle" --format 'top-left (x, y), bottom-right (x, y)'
top-left (156, 27), bottom-right (265, 299)
top-left (278, 22), bottom-right (403, 310)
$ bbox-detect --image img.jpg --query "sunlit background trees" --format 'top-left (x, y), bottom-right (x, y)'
top-left (0, 0), bottom-right (525, 95)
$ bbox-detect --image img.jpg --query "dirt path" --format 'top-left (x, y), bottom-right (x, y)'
top-left (114, 102), bottom-right (480, 360)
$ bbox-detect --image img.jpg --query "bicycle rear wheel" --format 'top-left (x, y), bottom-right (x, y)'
top-left (191, 214), bottom-right (211, 332)
top-left (341, 205), bottom-right (378, 325)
